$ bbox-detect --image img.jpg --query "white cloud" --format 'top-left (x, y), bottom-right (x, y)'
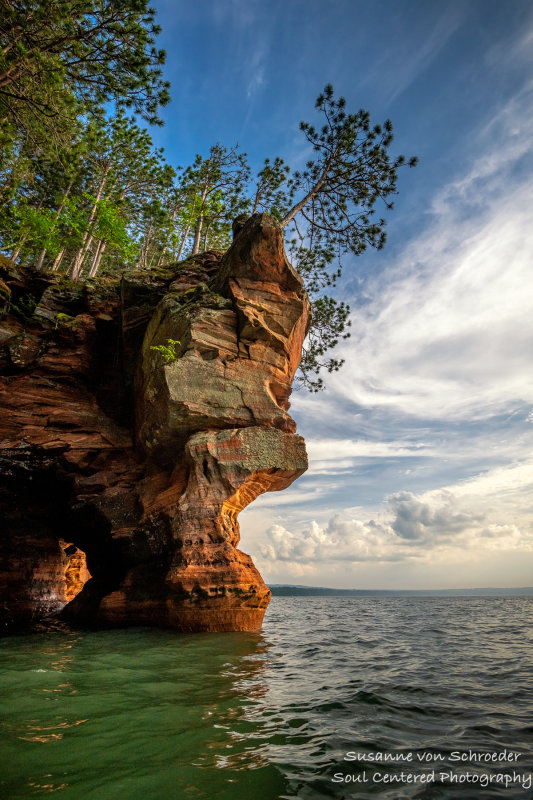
top-left (252, 460), bottom-right (533, 583)
top-left (306, 438), bottom-right (431, 461)
top-left (485, 13), bottom-right (533, 71)
top-left (432, 81), bottom-right (533, 214)
top-left (244, 31), bottom-right (268, 98)
top-left (299, 79), bottom-right (533, 425)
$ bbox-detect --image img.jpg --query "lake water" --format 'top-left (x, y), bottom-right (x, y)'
top-left (1, 596), bottom-right (532, 799)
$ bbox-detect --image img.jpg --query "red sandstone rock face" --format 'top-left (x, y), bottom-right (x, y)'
top-left (0, 214), bottom-right (309, 632)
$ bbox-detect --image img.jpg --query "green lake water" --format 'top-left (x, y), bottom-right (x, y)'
top-left (1, 597), bottom-right (533, 799)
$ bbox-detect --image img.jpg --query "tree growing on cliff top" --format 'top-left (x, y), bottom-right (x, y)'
top-left (1, 72), bottom-right (416, 391)
top-left (254, 84), bottom-right (417, 390)
top-left (280, 85), bottom-right (417, 242)
top-left (183, 144), bottom-right (251, 256)
top-left (1, 109), bottom-right (174, 276)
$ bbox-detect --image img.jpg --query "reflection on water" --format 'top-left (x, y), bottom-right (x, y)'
top-left (0, 625), bottom-right (287, 799)
top-left (18, 717), bottom-right (88, 744)
top-left (1, 597), bottom-right (533, 799)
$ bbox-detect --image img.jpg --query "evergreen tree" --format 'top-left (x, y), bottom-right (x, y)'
top-left (1, 109), bottom-right (175, 278)
top-left (252, 156), bottom-right (291, 218)
top-left (67, 110), bottom-right (175, 279)
top-left (182, 144), bottom-right (250, 256)
top-left (0, 0), bottom-right (169, 147)
top-left (1, 43), bottom-right (416, 394)
top-left (256, 85), bottom-right (417, 390)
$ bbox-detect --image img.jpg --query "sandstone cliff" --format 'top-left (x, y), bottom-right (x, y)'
top-left (0, 214), bottom-right (310, 632)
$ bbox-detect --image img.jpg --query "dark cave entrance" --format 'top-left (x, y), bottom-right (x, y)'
top-left (0, 454), bottom-right (127, 629)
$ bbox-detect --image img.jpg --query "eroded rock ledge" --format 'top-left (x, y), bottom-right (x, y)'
top-left (0, 214), bottom-right (310, 632)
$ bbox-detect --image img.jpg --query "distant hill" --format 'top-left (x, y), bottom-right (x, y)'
top-left (268, 585), bottom-right (533, 597)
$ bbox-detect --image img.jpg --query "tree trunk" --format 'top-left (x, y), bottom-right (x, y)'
top-left (88, 240), bottom-right (106, 278)
top-left (252, 185), bottom-right (261, 214)
top-left (157, 247), bottom-right (167, 266)
top-left (176, 223), bottom-right (191, 261)
top-left (202, 220), bottom-right (212, 251)
top-left (137, 223), bottom-right (153, 269)
top-left (11, 240), bottom-right (25, 262)
top-left (191, 180), bottom-right (209, 255)
top-left (33, 182), bottom-right (72, 272)
top-left (191, 212), bottom-right (204, 255)
top-left (36, 248), bottom-right (46, 271)
top-left (71, 233), bottom-right (96, 280)
top-left (280, 150), bottom-right (337, 228)
top-left (51, 249), bottom-right (64, 272)
top-left (157, 205), bottom-right (180, 265)
top-left (70, 167), bottom-right (110, 280)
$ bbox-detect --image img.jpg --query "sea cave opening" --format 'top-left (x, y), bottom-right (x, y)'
top-left (0, 455), bottom-right (126, 628)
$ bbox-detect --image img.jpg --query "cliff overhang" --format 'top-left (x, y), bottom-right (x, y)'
top-left (0, 214), bottom-right (310, 632)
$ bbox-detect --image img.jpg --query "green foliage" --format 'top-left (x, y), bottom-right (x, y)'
top-left (91, 196), bottom-right (137, 262)
top-left (150, 338), bottom-right (181, 364)
top-left (0, 0), bottom-right (170, 147)
top-left (0, 2), bottom-right (171, 277)
top-left (180, 144), bottom-right (251, 257)
top-left (1, 106), bottom-right (177, 277)
top-left (3, 198), bottom-right (69, 255)
top-left (252, 157), bottom-right (291, 217)
top-left (0, 8), bottom-right (416, 395)
top-left (297, 295), bottom-right (351, 392)
top-left (256, 84), bottom-right (417, 390)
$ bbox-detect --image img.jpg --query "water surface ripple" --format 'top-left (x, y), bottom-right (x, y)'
top-left (1, 597), bottom-right (532, 799)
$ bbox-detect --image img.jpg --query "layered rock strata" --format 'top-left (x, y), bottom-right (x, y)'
top-left (0, 214), bottom-right (310, 632)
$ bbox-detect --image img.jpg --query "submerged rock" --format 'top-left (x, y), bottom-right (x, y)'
top-left (0, 214), bottom-right (310, 632)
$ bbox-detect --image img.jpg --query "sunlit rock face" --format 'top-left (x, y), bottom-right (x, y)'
top-left (0, 214), bottom-right (309, 632)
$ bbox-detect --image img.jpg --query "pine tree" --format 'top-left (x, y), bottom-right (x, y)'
top-left (182, 144), bottom-right (250, 256)
top-left (256, 85), bottom-right (417, 390)
top-left (0, 0), bottom-right (169, 146)
top-left (68, 110), bottom-right (174, 279)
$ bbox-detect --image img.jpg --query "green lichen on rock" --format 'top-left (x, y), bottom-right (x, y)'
top-left (55, 312), bottom-right (76, 327)
top-left (169, 282), bottom-right (232, 313)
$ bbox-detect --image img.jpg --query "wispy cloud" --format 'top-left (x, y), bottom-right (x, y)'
top-left (245, 35), bottom-right (268, 98)
top-left (296, 78), bottom-right (533, 425)
top-left (356, 5), bottom-right (464, 104)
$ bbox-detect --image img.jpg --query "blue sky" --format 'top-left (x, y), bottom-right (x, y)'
top-left (151, 0), bottom-right (533, 588)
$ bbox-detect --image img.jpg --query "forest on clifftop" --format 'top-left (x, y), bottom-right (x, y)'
top-left (0, 0), bottom-right (415, 389)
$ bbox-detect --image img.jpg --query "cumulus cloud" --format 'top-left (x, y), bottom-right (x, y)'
top-left (388, 490), bottom-right (479, 541)
top-left (254, 461), bottom-right (533, 577)
top-left (258, 517), bottom-right (402, 567)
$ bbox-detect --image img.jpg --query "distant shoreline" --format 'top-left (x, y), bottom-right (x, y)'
top-left (269, 585), bottom-right (533, 597)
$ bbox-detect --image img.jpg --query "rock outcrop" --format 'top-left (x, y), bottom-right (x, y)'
top-left (0, 214), bottom-right (310, 632)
